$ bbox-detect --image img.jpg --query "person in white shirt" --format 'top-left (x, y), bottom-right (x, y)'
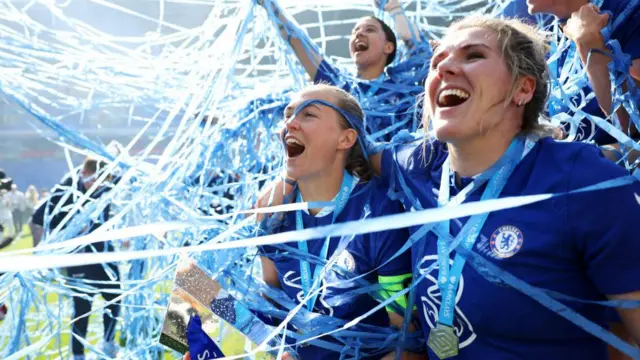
top-left (0, 189), bottom-right (15, 240)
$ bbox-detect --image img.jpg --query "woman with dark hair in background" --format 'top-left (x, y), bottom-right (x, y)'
top-left (256, 0), bottom-right (429, 141)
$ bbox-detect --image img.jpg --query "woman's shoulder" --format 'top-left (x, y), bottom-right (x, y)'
top-left (534, 137), bottom-right (632, 189)
top-left (383, 134), bottom-right (446, 174)
top-left (350, 178), bottom-right (405, 216)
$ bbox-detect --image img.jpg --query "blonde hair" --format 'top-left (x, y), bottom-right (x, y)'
top-left (302, 84), bottom-right (373, 181)
top-left (26, 185), bottom-right (39, 205)
top-left (445, 16), bottom-right (555, 137)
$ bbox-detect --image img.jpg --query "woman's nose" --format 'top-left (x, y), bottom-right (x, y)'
top-left (284, 115), bottom-right (301, 132)
top-left (436, 55), bottom-right (460, 78)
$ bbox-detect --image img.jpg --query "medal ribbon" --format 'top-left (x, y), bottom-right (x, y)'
top-left (297, 170), bottom-right (355, 312)
top-left (434, 137), bottom-right (531, 327)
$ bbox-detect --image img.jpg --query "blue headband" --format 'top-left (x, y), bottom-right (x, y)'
top-left (283, 98), bottom-right (370, 160)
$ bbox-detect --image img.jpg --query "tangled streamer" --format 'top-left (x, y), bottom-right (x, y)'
top-left (1, 0), bottom-right (639, 359)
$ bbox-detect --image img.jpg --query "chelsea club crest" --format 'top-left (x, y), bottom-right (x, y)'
top-left (490, 225), bottom-right (524, 258)
top-left (336, 250), bottom-right (356, 272)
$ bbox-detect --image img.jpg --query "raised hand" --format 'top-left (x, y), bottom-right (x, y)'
top-left (563, 4), bottom-right (610, 46)
top-left (374, 0), bottom-right (401, 12)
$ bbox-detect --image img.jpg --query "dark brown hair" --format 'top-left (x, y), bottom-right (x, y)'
top-left (82, 157), bottom-right (111, 181)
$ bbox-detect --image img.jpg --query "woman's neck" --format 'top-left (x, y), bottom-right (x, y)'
top-left (298, 166), bottom-right (346, 216)
top-left (357, 62), bottom-right (386, 80)
top-left (448, 130), bottom-right (520, 178)
top-left (554, 0), bottom-right (589, 19)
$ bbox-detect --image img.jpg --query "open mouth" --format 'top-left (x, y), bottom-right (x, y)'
top-left (354, 42), bottom-right (368, 52)
top-left (437, 89), bottom-right (470, 108)
top-left (286, 137), bottom-right (305, 158)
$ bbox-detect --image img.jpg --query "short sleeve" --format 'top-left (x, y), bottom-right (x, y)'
top-left (342, 184), bottom-right (411, 277)
top-left (314, 59), bottom-right (340, 86)
top-left (370, 197), bottom-right (412, 277)
top-left (259, 244), bottom-right (278, 257)
top-left (568, 145), bottom-right (640, 295)
top-left (379, 141), bottom-right (425, 195)
top-left (256, 213), bottom-right (293, 257)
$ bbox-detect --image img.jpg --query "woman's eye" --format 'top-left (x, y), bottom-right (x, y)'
top-left (467, 52), bottom-right (485, 60)
top-left (304, 111), bottom-right (316, 118)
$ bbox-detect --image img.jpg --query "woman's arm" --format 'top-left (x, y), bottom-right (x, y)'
top-left (261, 256), bottom-right (282, 288)
top-left (564, 4), bottom-right (638, 135)
top-left (254, 176), bottom-right (295, 222)
top-left (608, 291), bottom-right (640, 345)
top-left (379, 0), bottom-right (423, 48)
top-left (630, 60), bottom-right (640, 81)
top-left (258, 0), bottom-right (323, 80)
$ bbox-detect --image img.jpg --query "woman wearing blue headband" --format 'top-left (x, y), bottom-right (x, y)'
top-left (259, 16), bottom-right (640, 360)
top-left (263, 84), bottom-right (420, 359)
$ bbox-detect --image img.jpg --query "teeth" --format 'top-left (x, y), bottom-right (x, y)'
top-left (438, 89), bottom-right (470, 103)
top-left (354, 41), bottom-right (367, 50)
top-left (286, 138), bottom-right (302, 146)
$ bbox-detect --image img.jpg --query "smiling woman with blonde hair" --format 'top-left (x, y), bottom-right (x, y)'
top-left (369, 15), bottom-right (640, 359)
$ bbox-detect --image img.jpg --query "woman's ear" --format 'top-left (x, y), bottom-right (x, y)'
top-left (337, 128), bottom-right (358, 150)
top-left (514, 75), bottom-right (536, 106)
top-left (384, 41), bottom-right (395, 56)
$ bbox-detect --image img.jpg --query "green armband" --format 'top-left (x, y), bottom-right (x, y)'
top-left (378, 273), bottom-right (412, 312)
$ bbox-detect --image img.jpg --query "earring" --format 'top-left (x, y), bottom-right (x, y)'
top-left (518, 99), bottom-right (525, 107)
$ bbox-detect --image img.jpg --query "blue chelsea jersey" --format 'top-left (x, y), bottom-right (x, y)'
top-left (314, 54), bottom-right (428, 142)
top-left (381, 136), bottom-right (640, 359)
top-left (261, 177), bottom-right (412, 360)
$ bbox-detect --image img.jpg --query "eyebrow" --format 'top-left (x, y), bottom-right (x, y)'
top-left (284, 103), bottom-right (323, 116)
top-left (432, 42), bottom-right (492, 60)
top-left (353, 24), bottom-right (378, 31)
top-left (284, 105), bottom-right (293, 116)
top-left (460, 43), bottom-right (492, 51)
